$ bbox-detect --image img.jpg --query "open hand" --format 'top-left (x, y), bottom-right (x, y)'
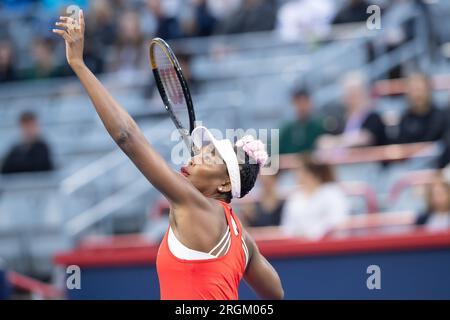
top-left (52, 9), bottom-right (85, 69)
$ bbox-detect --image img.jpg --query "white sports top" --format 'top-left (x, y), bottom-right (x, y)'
top-left (167, 215), bottom-right (249, 266)
top-left (168, 227), bottom-right (230, 260)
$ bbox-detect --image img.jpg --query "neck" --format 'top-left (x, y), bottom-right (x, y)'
top-left (211, 193), bottom-right (230, 204)
top-left (261, 189), bottom-right (278, 203)
top-left (260, 191), bottom-right (280, 211)
top-left (434, 208), bottom-right (450, 215)
top-left (304, 180), bottom-right (322, 194)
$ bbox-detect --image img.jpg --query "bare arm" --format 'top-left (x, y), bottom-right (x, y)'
top-left (243, 231), bottom-right (284, 300)
top-left (52, 11), bottom-right (205, 207)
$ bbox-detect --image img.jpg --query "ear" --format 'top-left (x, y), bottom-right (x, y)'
top-left (217, 180), bottom-right (232, 194)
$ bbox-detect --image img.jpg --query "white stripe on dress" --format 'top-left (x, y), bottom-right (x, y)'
top-left (208, 228), bottom-right (230, 255)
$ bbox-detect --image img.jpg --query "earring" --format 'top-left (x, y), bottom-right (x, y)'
top-left (219, 187), bottom-right (223, 191)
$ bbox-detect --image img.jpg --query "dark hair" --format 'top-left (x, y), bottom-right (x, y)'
top-left (299, 154), bottom-right (335, 184)
top-left (19, 111), bottom-right (37, 124)
top-left (224, 146), bottom-right (261, 202)
top-left (291, 87), bottom-right (310, 99)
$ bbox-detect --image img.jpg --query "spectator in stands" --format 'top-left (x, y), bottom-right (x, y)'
top-left (317, 72), bottom-right (387, 149)
top-left (239, 174), bottom-right (284, 227)
top-left (22, 38), bottom-right (66, 80)
top-left (206, 0), bottom-right (241, 26)
top-left (109, 9), bottom-right (145, 72)
top-left (0, 39), bottom-right (17, 83)
top-left (78, 1), bottom-right (116, 74)
top-left (183, 0), bottom-right (217, 37)
top-left (439, 113), bottom-right (450, 168)
top-left (281, 154), bottom-right (349, 240)
top-left (395, 73), bottom-right (447, 144)
top-left (1, 112), bottom-right (54, 174)
top-left (216, 0), bottom-right (276, 34)
top-left (416, 175), bottom-right (450, 232)
top-left (276, 0), bottom-right (335, 42)
top-left (147, 0), bottom-right (183, 40)
top-left (85, 0), bottom-right (117, 48)
top-left (279, 87), bottom-right (324, 154)
top-left (332, 0), bottom-right (371, 24)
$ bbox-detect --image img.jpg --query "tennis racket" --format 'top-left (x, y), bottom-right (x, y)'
top-left (149, 38), bottom-right (196, 154)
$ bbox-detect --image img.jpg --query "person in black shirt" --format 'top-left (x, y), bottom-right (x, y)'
top-left (318, 72), bottom-right (387, 149)
top-left (239, 174), bottom-right (284, 227)
top-left (1, 111), bottom-right (54, 174)
top-left (438, 108), bottom-right (450, 168)
top-left (216, 0), bottom-right (276, 34)
top-left (332, 0), bottom-right (372, 25)
top-left (396, 73), bottom-right (446, 144)
top-left (0, 39), bottom-right (17, 83)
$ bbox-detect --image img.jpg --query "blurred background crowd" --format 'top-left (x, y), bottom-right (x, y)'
top-left (1, 0), bottom-right (450, 299)
top-left (1, 0), bottom-right (436, 81)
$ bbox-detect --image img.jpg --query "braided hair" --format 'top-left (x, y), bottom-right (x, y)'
top-left (224, 145), bottom-right (261, 202)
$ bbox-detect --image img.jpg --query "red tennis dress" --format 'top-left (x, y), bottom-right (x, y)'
top-left (156, 201), bottom-right (246, 300)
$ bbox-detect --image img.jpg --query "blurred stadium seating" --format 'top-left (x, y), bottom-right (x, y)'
top-left (1, 0), bottom-right (450, 299)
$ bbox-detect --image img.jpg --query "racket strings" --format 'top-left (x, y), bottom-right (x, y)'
top-left (152, 42), bottom-right (193, 133)
top-left (155, 47), bottom-right (185, 107)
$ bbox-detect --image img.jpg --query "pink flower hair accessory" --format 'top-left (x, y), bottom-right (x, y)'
top-left (235, 135), bottom-right (268, 167)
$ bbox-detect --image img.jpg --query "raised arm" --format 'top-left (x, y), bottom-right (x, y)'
top-left (243, 231), bottom-right (284, 300)
top-left (52, 11), bottom-right (202, 206)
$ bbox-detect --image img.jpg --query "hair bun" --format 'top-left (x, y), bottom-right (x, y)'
top-left (235, 135), bottom-right (268, 167)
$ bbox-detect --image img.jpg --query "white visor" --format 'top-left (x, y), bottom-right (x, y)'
top-left (191, 126), bottom-right (241, 199)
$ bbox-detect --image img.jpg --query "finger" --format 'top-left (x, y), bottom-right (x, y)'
top-left (79, 9), bottom-right (85, 32)
top-left (59, 16), bottom-right (79, 28)
top-left (52, 28), bottom-right (66, 36)
top-left (52, 29), bottom-right (71, 42)
top-left (56, 20), bottom-right (80, 34)
top-left (55, 21), bottom-right (70, 28)
top-left (55, 20), bottom-right (79, 29)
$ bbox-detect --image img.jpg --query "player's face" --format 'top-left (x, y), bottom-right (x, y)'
top-left (181, 144), bottom-right (230, 197)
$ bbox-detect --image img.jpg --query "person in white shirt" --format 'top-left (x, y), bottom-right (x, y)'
top-left (276, 0), bottom-right (336, 42)
top-left (281, 154), bottom-right (349, 240)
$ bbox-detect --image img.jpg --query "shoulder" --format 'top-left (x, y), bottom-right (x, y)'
top-left (309, 117), bottom-right (324, 128)
top-left (399, 109), bottom-right (413, 121)
top-left (280, 121), bottom-right (296, 133)
top-left (7, 143), bottom-right (21, 152)
top-left (318, 184), bottom-right (348, 204)
top-left (285, 188), bottom-right (306, 202)
top-left (34, 139), bottom-right (51, 149)
top-left (171, 194), bottom-right (217, 226)
top-left (320, 183), bottom-right (345, 195)
top-left (367, 111), bottom-right (380, 119)
top-left (430, 106), bottom-right (448, 122)
top-left (364, 112), bottom-right (383, 124)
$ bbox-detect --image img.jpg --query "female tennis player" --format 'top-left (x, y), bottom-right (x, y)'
top-left (53, 10), bottom-right (283, 300)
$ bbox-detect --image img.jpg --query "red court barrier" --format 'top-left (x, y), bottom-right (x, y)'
top-left (7, 271), bottom-right (62, 300)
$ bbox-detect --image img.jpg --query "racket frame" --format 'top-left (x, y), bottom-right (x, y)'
top-left (149, 38), bottom-right (196, 154)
